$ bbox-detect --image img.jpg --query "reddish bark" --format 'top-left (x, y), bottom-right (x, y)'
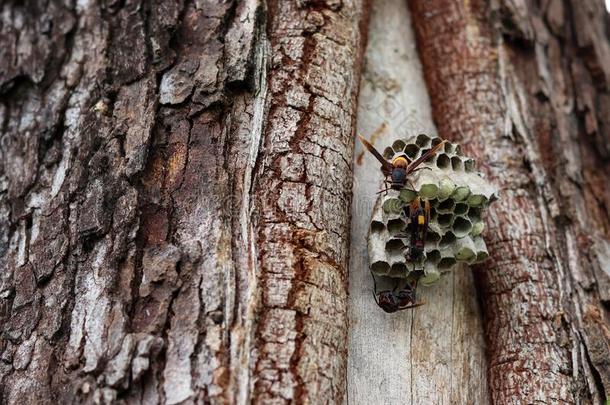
top-left (410, 0), bottom-right (610, 402)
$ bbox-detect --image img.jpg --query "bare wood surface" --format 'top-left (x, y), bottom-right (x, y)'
top-left (410, 0), bottom-right (610, 402)
top-left (347, 1), bottom-right (488, 403)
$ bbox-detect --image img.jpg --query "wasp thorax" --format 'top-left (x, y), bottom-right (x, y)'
top-left (390, 168), bottom-right (407, 187)
top-left (368, 135), bottom-right (497, 286)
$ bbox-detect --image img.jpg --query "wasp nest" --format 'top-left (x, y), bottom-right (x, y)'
top-left (368, 134), bottom-right (497, 286)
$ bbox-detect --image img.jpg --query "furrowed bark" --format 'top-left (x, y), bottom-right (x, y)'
top-left (251, 0), bottom-right (369, 403)
top-left (348, 0), bottom-right (488, 403)
top-left (410, 0), bottom-right (610, 403)
top-left (0, 0), bottom-right (369, 403)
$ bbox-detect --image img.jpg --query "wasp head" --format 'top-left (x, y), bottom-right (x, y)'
top-left (376, 284), bottom-right (418, 313)
top-left (377, 291), bottom-right (399, 313)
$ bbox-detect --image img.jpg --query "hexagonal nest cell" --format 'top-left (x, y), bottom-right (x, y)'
top-left (367, 135), bottom-right (498, 284)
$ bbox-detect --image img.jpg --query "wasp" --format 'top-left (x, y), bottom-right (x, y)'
top-left (358, 135), bottom-right (447, 192)
top-left (400, 198), bottom-right (430, 264)
top-left (371, 198), bottom-right (430, 312)
top-left (373, 281), bottom-right (424, 313)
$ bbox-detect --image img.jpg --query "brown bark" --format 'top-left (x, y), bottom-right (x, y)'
top-left (251, 0), bottom-right (369, 403)
top-left (410, 0), bottom-right (610, 403)
top-left (0, 1), bottom-right (369, 404)
top-left (4, 0), bottom-right (609, 403)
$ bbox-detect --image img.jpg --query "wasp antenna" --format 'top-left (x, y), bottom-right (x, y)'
top-left (358, 135), bottom-right (393, 172)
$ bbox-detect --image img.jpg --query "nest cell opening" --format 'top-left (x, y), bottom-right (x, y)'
top-left (382, 198), bottom-right (403, 215)
top-left (419, 184), bottom-right (439, 199)
top-left (391, 263), bottom-right (408, 277)
top-left (420, 148), bottom-right (436, 163)
top-left (371, 261), bottom-right (390, 275)
top-left (467, 194), bottom-right (486, 207)
top-left (451, 156), bottom-right (464, 171)
top-left (385, 238), bottom-right (405, 251)
top-left (387, 218), bottom-right (406, 235)
top-left (405, 143), bottom-right (419, 159)
top-left (371, 220), bottom-right (385, 233)
top-left (399, 188), bottom-right (417, 203)
top-left (383, 147), bottom-right (394, 160)
top-left (453, 216), bottom-right (473, 238)
top-left (454, 203), bottom-right (468, 215)
top-left (476, 251), bottom-right (490, 262)
top-left (437, 199), bottom-right (455, 213)
top-left (436, 153), bottom-right (450, 169)
top-left (454, 144), bottom-right (463, 156)
top-left (468, 207), bottom-right (482, 222)
top-left (426, 249), bottom-right (441, 264)
top-left (427, 230), bottom-right (441, 243)
top-left (452, 186), bottom-right (470, 201)
top-left (431, 137), bottom-right (443, 148)
top-left (437, 213), bottom-right (453, 228)
top-left (416, 134), bottom-right (431, 148)
top-left (440, 231), bottom-right (456, 248)
top-left (443, 142), bottom-right (455, 154)
top-left (420, 269), bottom-right (441, 285)
top-left (438, 179), bottom-right (455, 200)
top-left (392, 140), bottom-right (406, 152)
top-left (455, 246), bottom-right (475, 261)
top-left (471, 221), bottom-right (485, 236)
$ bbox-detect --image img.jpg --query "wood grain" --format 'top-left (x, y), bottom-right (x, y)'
top-left (347, 1), bottom-right (488, 403)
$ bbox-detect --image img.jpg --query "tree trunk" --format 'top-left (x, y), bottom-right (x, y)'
top-left (2, 0), bottom-right (610, 404)
top-left (0, 1), bottom-right (369, 403)
top-left (410, 0), bottom-right (610, 403)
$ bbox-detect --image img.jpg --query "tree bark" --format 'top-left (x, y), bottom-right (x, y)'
top-left (410, 0), bottom-right (610, 403)
top-left (0, 1), bottom-right (369, 404)
top-left (3, 0), bottom-right (610, 404)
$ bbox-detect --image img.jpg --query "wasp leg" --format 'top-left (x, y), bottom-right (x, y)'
top-left (410, 166), bottom-right (432, 173)
top-left (384, 177), bottom-right (392, 195)
top-left (397, 301), bottom-right (426, 310)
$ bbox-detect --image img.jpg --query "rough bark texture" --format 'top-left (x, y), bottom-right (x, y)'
top-left (410, 0), bottom-right (610, 403)
top-left (347, 0), bottom-right (488, 403)
top-left (251, 0), bottom-right (368, 403)
top-left (0, 0), bottom-right (369, 403)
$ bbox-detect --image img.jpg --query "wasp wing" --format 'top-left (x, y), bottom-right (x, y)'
top-left (358, 135), bottom-right (393, 173)
top-left (406, 139), bottom-right (447, 174)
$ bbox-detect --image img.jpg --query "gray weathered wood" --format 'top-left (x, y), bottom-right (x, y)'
top-left (347, 1), bottom-right (488, 403)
